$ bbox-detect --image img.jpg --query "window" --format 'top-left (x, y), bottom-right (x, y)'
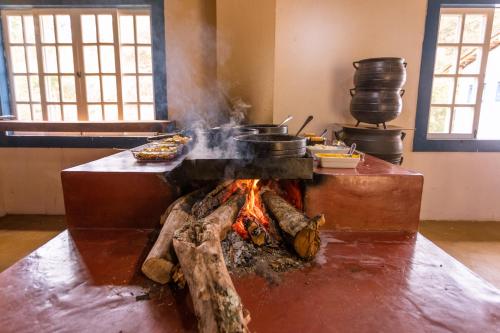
top-left (414, 1), bottom-right (500, 152)
top-left (1, 9), bottom-right (155, 121)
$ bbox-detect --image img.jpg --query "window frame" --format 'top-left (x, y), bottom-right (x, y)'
top-left (414, 0), bottom-right (500, 152)
top-left (0, 0), bottom-right (167, 148)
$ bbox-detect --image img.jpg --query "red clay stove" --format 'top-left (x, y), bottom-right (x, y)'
top-left (0, 151), bottom-right (499, 332)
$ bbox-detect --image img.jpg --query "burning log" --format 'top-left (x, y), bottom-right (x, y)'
top-left (191, 180), bottom-right (235, 219)
top-left (173, 195), bottom-right (250, 333)
top-left (262, 191), bottom-right (325, 260)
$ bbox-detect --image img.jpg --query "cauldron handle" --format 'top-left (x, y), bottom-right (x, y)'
top-left (403, 62), bottom-right (408, 68)
top-left (350, 88), bottom-right (356, 97)
top-left (401, 131), bottom-right (406, 141)
top-left (352, 61), bottom-right (360, 69)
top-left (400, 89), bottom-right (405, 97)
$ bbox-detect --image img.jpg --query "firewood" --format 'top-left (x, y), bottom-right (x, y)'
top-left (173, 195), bottom-right (250, 333)
top-left (246, 219), bottom-right (267, 246)
top-left (262, 191), bottom-right (325, 260)
top-left (191, 180), bottom-right (234, 219)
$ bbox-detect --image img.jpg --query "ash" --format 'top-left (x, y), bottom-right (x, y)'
top-left (221, 230), bottom-right (307, 283)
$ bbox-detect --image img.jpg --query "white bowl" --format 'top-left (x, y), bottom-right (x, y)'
top-left (316, 153), bottom-right (361, 169)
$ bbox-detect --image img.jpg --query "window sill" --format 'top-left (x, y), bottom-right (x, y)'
top-left (413, 136), bottom-right (500, 152)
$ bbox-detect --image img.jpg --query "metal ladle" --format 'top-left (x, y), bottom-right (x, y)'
top-left (278, 115), bottom-right (293, 127)
top-left (295, 115), bottom-right (314, 137)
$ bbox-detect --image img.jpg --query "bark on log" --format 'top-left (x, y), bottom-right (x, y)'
top-left (191, 180), bottom-right (234, 219)
top-left (173, 195), bottom-right (250, 333)
top-left (262, 191), bottom-right (325, 260)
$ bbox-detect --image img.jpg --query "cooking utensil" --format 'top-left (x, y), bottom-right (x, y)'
top-left (278, 115), bottom-right (293, 127)
top-left (240, 124), bottom-right (288, 134)
top-left (234, 134), bottom-right (307, 158)
top-left (320, 129), bottom-right (328, 138)
top-left (295, 115), bottom-right (314, 137)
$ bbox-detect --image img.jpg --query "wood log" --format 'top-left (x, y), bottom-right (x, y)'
top-left (142, 190), bottom-right (206, 284)
top-left (191, 180), bottom-right (234, 219)
top-left (262, 191), bottom-right (325, 260)
top-left (173, 195), bottom-right (250, 333)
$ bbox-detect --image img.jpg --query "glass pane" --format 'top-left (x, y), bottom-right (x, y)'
top-left (83, 46), bottom-right (99, 73)
top-left (88, 104), bottom-right (102, 121)
top-left (45, 76), bottom-right (60, 102)
top-left (98, 15), bottom-right (114, 43)
top-left (8, 16), bottom-right (23, 43)
top-left (491, 9), bottom-right (500, 47)
top-left (23, 16), bottom-right (35, 44)
top-left (451, 107), bottom-right (474, 134)
top-left (56, 15), bottom-right (72, 43)
top-left (14, 76), bottom-right (30, 102)
top-left (58, 46), bottom-right (74, 73)
top-left (462, 14), bottom-right (487, 43)
top-left (42, 46), bottom-right (58, 73)
top-left (136, 16), bottom-right (151, 44)
top-left (459, 47), bottom-right (482, 74)
top-left (123, 104), bottom-right (138, 120)
top-left (10, 46), bottom-right (27, 73)
top-left (438, 14), bottom-right (462, 43)
top-left (32, 104), bottom-right (43, 121)
top-left (431, 77), bottom-right (454, 104)
top-left (139, 76), bottom-right (153, 102)
top-left (428, 107), bottom-right (451, 133)
top-left (137, 47), bottom-right (152, 73)
top-left (100, 46), bottom-right (115, 73)
top-left (63, 104), bottom-right (78, 121)
top-left (47, 104), bottom-right (62, 121)
top-left (81, 15), bottom-right (97, 43)
top-left (121, 46), bottom-right (136, 73)
top-left (102, 75), bottom-right (117, 102)
top-left (16, 104), bottom-right (31, 121)
top-left (119, 16), bottom-right (134, 43)
top-left (26, 46), bottom-right (38, 73)
top-left (122, 76), bottom-right (137, 102)
top-left (104, 104), bottom-right (118, 120)
top-left (140, 104), bottom-right (154, 120)
top-left (61, 76), bottom-right (76, 102)
top-left (455, 77), bottom-right (478, 104)
top-left (85, 76), bottom-right (101, 102)
top-left (29, 75), bottom-right (41, 102)
top-left (40, 15), bottom-right (55, 43)
top-left (434, 46), bottom-right (458, 74)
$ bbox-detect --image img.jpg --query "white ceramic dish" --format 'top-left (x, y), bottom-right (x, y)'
top-left (307, 145), bottom-right (350, 156)
top-left (316, 153), bottom-right (361, 169)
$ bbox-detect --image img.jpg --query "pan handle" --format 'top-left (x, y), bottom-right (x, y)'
top-left (353, 61), bottom-right (360, 69)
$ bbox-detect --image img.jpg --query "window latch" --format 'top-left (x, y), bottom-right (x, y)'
top-left (473, 128), bottom-right (478, 139)
top-left (76, 71), bottom-right (82, 78)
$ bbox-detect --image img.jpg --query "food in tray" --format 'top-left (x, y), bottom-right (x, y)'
top-left (307, 144), bottom-right (350, 155)
top-left (132, 134), bottom-right (191, 161)
top-left (157, 134), bottom-right (192, 145)
top-left (315, 153), bottom-right (361, 169)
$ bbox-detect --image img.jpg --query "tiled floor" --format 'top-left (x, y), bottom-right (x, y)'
top-left (0, 215), bottom-right (499, 289)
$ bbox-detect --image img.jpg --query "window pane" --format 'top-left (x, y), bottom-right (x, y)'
top-left (100, 46), bottom-right (115, 73)
top-left (47, 104), bottom-right (62, 121)
top-left (123, 104), bottom-right (138, 120)
top-left (8, 16), bottom-right (23, 43)
top-left (459, 47), bottom-right (482, 74)
top-left (86, 76), bottom-right (101, 102)
top-left (40, 15), bottom-right (55, 43)
top-left (42, 46), bottom-right (58, 73)
top-left (452, 107), bottom-right (474, 134)
top-left (88, 104), bottom-right (102, 121)
top-left (431, 77), bottom-right (454, 104)
top-left (58, 46), bottom-right (74, 73)
top-left (83, 46), bottom-right (99, 73)
top-left (438, 14), bottom-right (462, 43)
top-left (63, 104), bottom-right (78, 121)
top-left (139, 76), bottom-right (153, 102)
top-left (98, 15), bottom-right (114, 43)
top-left (10, 46), bottom-right (27, 73)
top-left (462, 14), bottom-right (487, 43)
top-left (491, 9), bottom-right (500, 47)
top-left (121, 46), bottom-right (136, 73)
top-left (104, 104), bottom-right (118, 120)
top-left (14, 76), bottom-right (30, 102)
top-left (29, 75), bottom-right (41, 102)
top-left (137, 47), bottom-right (152, 73)
top-left (455, 77), bottom-right (478, 104)
top-left (81, 15), bottom-right (97, 43)
top-left (24, 16), bottom-right (35, 44)
top-left (428, 107), bottom-right (451, 134)
top-left (61, 76), bottom-right (76, 102)
top-left (102, 75), bottom-right (117, 102)
top-left (26, 46), bottom-right (38, 73)
top-left (434, 46), bottom-right (458, 74)
top-left (56, 15), bottom-right (72, 43)
top-left (122, 76), bottom-right (137, 102)
top-left (45, 76), bottom-right (60, 102)
top-left (136, 16), bottom-right (151, 44)
top-left (140, 104), bottom-right (154, 120)
top-left (32, 104), bottom-right (43, 121)
top-left (16, 104), bottom-right (31, 120)
top-left (119, 16), bottom-right (134, 43)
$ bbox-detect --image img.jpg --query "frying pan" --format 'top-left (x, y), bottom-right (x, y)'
top-left (234, 134), bottom-right (306, 158)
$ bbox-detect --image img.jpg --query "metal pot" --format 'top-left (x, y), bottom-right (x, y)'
top-left (240, 124), bottom-right (288, 134)
top-left (234, 134), bottom-right (306, 158)
top-left (350, 88), bottom-right (404, 125)
top-left (335, 125), bottom-right (406, 165)
top-left (200, 126), bottom-right (258, 148)
top-left (353, 57), bottom-right (407, 89)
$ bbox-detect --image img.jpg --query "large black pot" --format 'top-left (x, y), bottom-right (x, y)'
top-left (353, 57), bottom-right (407, 89)
top-left (234, 134), bottom-right (306, 158)
top-left (240, 124), bottom-right (288, 134)
top-left (335, 125), bottom-right (406, 165)
top-left (350, 88), bottom-right (404, 125)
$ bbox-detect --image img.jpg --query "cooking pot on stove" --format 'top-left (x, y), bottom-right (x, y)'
top-left (234, 134), bottom-right (306, 158)
top-left (240, 124), bottom-right (288, 134)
